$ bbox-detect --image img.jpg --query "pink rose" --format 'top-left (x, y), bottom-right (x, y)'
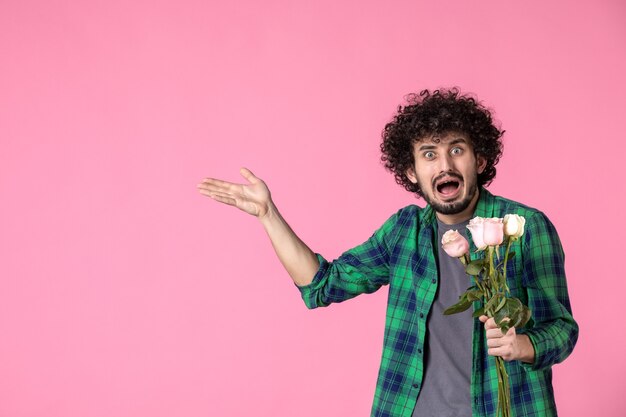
top-left (466, 217), bottom-right (487, 250)
top-left (441, 230), bottom-right (470, 258)
top-left (483, 217), bottom-right (504, 246)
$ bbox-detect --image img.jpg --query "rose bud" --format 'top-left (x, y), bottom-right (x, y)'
top-left (466, 217), bottom-right (487, 250)
top-left (441, 230), bottom-right (470, 258)
top-left (504, 214), bottom-right (525, 239)
top-left (483, 217), bottom-right (504, 246)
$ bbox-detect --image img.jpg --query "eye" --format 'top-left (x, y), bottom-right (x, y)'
top-left (423, 151), bottom-right (436, 160)
top-left (450, 147), bottom-right (463, 156)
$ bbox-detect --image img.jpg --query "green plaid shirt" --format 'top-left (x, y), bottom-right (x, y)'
top-left (297, 189), bottom-right (578, 417)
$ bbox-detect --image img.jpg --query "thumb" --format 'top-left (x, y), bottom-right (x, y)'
top-left (239, 167), bottom-right (259, 184)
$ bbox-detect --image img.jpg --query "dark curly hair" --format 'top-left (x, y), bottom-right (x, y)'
top-left (380, 88), bottom-right (504, 197)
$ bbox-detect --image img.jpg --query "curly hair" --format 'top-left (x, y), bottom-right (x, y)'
top-left (380, 88), bottom-right (504, 197)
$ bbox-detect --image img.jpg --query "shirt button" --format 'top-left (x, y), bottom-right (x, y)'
top-left (431, 278), bottom-right (437, 284)
top-left (419, 313), bottom-right (424, 318)
top-left (474, 398), bottom-right (479, 404)
top-left (413, 383), bottom-right (420, 388)
top-left (418, 348), bottom-right (422, 354)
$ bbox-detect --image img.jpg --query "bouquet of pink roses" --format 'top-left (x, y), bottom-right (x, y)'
top-left (441, 214), bottom-right (531, 417)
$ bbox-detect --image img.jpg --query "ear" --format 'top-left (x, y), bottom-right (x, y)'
top-left (405, 167), bottom-right (418, 184)
top-left (476, 154), bottom-right (487, 174)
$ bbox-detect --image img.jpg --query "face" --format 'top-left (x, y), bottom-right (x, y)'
top-left (405, 132), bottom-right (487, 223)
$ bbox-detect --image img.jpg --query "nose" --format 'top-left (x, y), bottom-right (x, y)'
top-left (439, 152), bottom-right (453, 173)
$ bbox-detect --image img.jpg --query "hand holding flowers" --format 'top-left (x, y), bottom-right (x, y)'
top-left (479, 315), bottom-right (535, 364)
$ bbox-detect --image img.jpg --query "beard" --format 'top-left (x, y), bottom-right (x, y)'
top-left (420, 175), bottom-right (479, 215)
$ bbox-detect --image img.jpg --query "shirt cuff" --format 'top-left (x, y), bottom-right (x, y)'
top-left (294, 253), bottom-right (329, 309)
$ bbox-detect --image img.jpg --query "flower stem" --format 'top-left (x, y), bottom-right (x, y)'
top-left (488, 247), bottom-right (497, 290)
top-left (495, 357), bottom-right (511, 417)
top-left (502, 239), bottom-right (513, 295)
top-left (485, 244), bottom-right (512, 417)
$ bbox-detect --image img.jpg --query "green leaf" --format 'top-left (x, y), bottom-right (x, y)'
top-left (507, 251), bottom-right (516, 260)
top-left (499, 321), bottom-right (511, 334)
top-left (496, 271), bottom-right (507, 287)
top-left (518, 305), bottom-right (532, 328)
top-left (466, 289), bottom-right (483, 302)
top-left (465, 259), bottom-right (485, 276)
top-left (509, 297), bottom-right (523, 313)
top-left (484, 292), bottom-right (502, 313)
top-left (509, 311), bottom-right (522, 329)
top-left (472, 306), bottom-right (485, 318)
top-left (444, 297), bottom-right (473, 315)
top-left (494, 296), bottom-right (507, 313)
top-left (511, 302), bottom-right (532, 328)
top-left (494, 297), bottom-right (523, 327)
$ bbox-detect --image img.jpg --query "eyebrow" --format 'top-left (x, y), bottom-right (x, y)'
top-left (417, 137), bottom-right (468, 151)
top-left (448, 138), bottom-right (468, 146)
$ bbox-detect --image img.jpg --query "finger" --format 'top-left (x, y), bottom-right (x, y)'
top-left (486, 327), bottom-right (507, 339)
top-left (239, 167), bottom-right (259, 184)
top-left (487, 347), bottom-right (512, 360)
top-left (197, 182), bottom-right (232, 196)
top-left (487, 337), bottom-right (505, 348)
top-left (199, 178), bottom-right (239, 193)
top-left (197, 183), bottom-right (232, 196)
top-left (211, 194), bottom-right (237, 206)
top-left (483, 317), bottom-right (498, 330)
top-left (199, 183), bottom-right (243, 200)
top-left (207, 189), bottom-right (234, 199)
top-left (198, 189), bottom-right (236, 204)
top-left (479, 315), bottom-right (489, 323)
top-left (204, 191), bottom-right (237, 206)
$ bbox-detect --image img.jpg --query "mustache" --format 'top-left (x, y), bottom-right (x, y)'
top-left (432, 172), bottom-right (463, 188)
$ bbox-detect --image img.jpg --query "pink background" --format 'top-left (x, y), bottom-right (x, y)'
top-left (1, 1), bottom-right (624, 416)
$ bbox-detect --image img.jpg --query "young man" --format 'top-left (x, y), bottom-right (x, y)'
top-left (198, 89), bottom-right (578, 417)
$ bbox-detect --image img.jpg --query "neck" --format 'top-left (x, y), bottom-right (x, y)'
top-left (435, 190), bottom-right (480, 225)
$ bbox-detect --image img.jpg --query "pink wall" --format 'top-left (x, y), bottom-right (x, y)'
top-left (1, 1), bottom-right (624, 416)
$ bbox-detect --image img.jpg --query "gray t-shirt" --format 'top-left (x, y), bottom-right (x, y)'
top-left (412, 219), bottom-right (473, 417)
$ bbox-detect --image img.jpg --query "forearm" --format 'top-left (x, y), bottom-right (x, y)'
top-left (259, 201), bottom-right (320, 287)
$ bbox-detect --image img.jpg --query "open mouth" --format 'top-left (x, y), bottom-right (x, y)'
top-left (435, 177), bottom-right (462, 199)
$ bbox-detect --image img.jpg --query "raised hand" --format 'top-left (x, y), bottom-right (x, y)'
top-left (198, 167), bottom-right (319, 286)
top-left (197, 168), bottom-right (272, 217)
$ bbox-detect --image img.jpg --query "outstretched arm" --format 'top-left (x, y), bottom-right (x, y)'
top-left (197, 168), bottom-right (319, 287)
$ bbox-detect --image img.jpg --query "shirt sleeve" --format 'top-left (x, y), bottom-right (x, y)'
top-left (518, 211), bottom-right (579, 371)
top-left (296, 211), bottom-right (399, 309)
